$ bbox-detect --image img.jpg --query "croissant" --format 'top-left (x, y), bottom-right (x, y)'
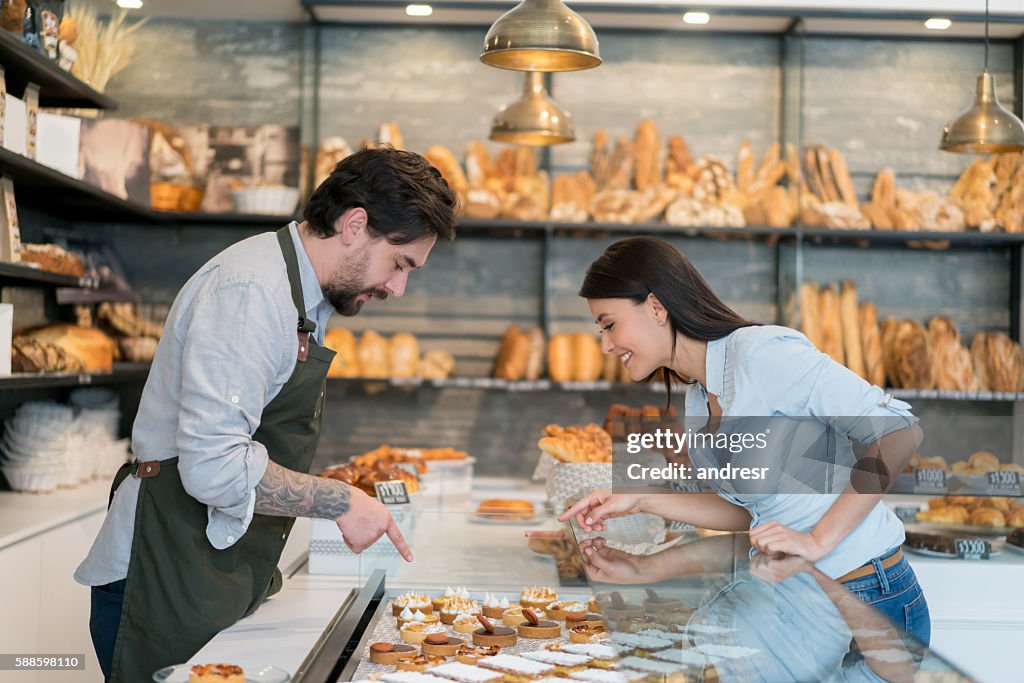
top-left (969, 507), bottom-right (1006, 527)
top-left (916, 506), bottom-right (969, 524)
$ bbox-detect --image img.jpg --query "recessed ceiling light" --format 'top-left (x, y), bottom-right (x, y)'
top-left (116, 0), bottom-right (143, 8)
top-left (406, 4), bottom-right (433, 17)
top-left (924, 18), bottom-right (952, 30)
top-left (683, 12), bottom-right (710, 26)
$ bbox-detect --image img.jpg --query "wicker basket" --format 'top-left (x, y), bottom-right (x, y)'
top-left (178, 185), bottom-right (205, 212)
top-left (150, 182), bottom-right (186, 211)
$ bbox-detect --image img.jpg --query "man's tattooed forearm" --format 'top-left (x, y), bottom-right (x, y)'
top-left (254, 460), bottom-right (351, 519)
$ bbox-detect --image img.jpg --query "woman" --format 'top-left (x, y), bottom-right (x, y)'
top-left (559, 236), bottom-right (930, 645)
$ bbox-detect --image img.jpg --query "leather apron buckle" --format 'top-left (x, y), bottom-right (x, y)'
top-left (132, 460), bottom-right (161, 478)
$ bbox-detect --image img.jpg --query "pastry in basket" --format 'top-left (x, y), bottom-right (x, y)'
top-left (520, 586), bottom-right (558, 610)
top-left (473, 615), bottom-right (518, 648)
top-left (456, 643), bottom-right (501, 665)
top-left (476, 499), bottom-right (535, 520)
top-left (189, 664), bottom-right (244, 683)
top-left (400, 620), bottom-right (447, 645)
top-left (482, 594), bottom-right (514, 619)
top-left (421, 632), bottom-right (466, 657)
top-left (441, 597), bottom-right (481, 625)
top-left (395, 653), bottom-right (448, 672)
top-left (369, 641), bottom-right (418, 665)
top-left (393, 592), bottom-right (433, 616)
top-left (517, 609), bottom-right (562, 639)
top-left (1008, 510), bottom-right (1024, 528)
top-left (539, 424), bottom-right (613, 463)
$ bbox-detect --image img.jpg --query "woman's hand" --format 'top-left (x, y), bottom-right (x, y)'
top-left (748, 521), bottom-right (830, 562)
top-left (557, 489), bottom-right (646, 532)
top-left (579, 538), bottom-right (650, 583)
top-left (748, 551), bottom-right (812, 584)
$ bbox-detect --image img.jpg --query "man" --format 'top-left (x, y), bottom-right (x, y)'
top-left (75, 148), bottom-right (458, 682)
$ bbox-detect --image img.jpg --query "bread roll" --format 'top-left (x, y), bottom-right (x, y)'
top-left (547, 334), bottom-right (573, 382)
top-left (799, 282), bottom-right (822, 350)
top-left (892, 320), bottom-right (935, 389)
top-left (357, 331), bottom-right (390, 378)
top-left (572, 332), bottom-right (603, 381)
top-left (970, 507), bottom-right (1006, 528)
top-left (839, 281), bottom-right (866, 379)
top-left (524, 328), bottom-right (546, 381)
top-left (419, 349), bottom-right (455, 380)
top-left (325, 328), bottom-right (359, 378)
top-left (390, 332), bottom-right (420, 379)
top-left (818, 285), bottom-right (845, 365)
top-left (495, 326), bottom-right (531, 381)
top-left (968, 450), bottom-right (1000, 471)
top-left (859, 302), bottom-right (885, 387)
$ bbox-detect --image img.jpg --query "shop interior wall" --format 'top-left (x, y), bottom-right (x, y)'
top-left (33, 18), bottom-right (1014, 472)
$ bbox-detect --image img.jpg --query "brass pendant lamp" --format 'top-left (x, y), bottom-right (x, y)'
top-left (940, 0), bottom-right (1024, 153)
top-left (480, 0), bottom-right (601, 72)
top-left (489, 71), bottom-right (575, 145)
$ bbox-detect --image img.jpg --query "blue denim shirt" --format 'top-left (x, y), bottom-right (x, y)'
top-left (684, 325), bottom-right (917, 579)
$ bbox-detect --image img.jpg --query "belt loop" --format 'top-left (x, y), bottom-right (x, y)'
top-left (872, 557), bottom-right (890, 594)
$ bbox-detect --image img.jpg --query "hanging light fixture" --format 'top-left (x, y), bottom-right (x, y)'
top-left (490, 72), bottom-right (575, 145)
top-left (480, 0), bottom-right (600, 72)
top-left (940, 0), bottom-right (1024, 153)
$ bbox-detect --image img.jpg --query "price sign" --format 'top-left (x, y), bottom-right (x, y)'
top-left (954, 538), bottom-right (990, 561)
top-left (986, 470), bottom-right (1021, 494)
top-left (668, 521), bottom-right (696, 532)
top-left (670, 480), bottom-right (702, 494)
top-left (914, 468), bottom-right (947, 494)
top-left (373, 480), bottom-right (410, 505)
top-left (894, 506), bottom-right (920, 523)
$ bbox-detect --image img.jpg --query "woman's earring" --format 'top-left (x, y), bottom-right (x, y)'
top-left (658, 319), bottom-right (666, 327)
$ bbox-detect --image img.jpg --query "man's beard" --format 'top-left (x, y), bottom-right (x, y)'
top-left (324, 252), bottom-right (388, 316)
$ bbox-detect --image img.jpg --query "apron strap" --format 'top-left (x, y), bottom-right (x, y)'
top-left (276, 226), bottom-right (317, 335)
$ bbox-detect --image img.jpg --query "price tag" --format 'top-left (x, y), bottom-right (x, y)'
top-left (894, 506), bottom-right (920, 523)
top-left (668, 521), bottom-right (696, 532)
top-left (986, 470), bottom-right (1021, 494)
top-left (914, 468), bottom-right (947, 494)
top-left (670, 479), bottom-right (702, 494)
top-left (954, 538), bottom-right (990, 560)
top-left (373, 480), bottom-right (410, 505)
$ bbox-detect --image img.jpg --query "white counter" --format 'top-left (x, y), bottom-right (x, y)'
top-left (0, 478), bottom-right (110, 551)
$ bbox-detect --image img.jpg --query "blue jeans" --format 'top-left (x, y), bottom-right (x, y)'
top-left (89, 579), bottom-right (126, 681)
top-left (840, 549), bottom-right (931, 646)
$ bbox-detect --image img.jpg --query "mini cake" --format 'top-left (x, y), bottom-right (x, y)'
top-left (479, 654), bottom-right (555, 680)
top-left (421, 633), bottom-right (466, 657)
top-left (395, 653), bottom-right (447, 672)
top-left (369, 642), bottom-right (418, 665)
top-left (521, 650), bottom-right (591, 675)
top-left (502, 606), bottom-right (527, 627)
top-left (602, 593), bottom-right (644, 621)
top-left (565, 612), bottom-right (604, 629)
top-left (394, 592), bottom-right (434, 616)
top-left (544, 601), bottom-right (587, 621)
top-left (472, 615), bottom-right (518, 648)
top-left (521, 586), bottom-right (558, 610)
top-left (614, 616), bottom-right (659, 634)
top-left (569, 670), bottom-right (630, 683)
top-left (517, 609), bottom-right (562, 639)
top-left (383, 672), bottom-right (450, 683)
top-left (454, 613), bottom-right (483, 635)
top-left (398, 608), bottom-right (441, 628)
top-left (400, 621), bottom-right (448, 645)
top-left (429, 662), bottom-right (505, 683)
top-left (456, 643), bottom-right (501, 665)
top-left (641, 589), bottom-right (681, 614)
top-left (441, 597), bottom-right (481, 625)
top-left (482, 593), bottom-right (514, 619)
top-left (189, 664), bottom-right (244, 683)
top-left (615, 656), bottom-right (690, 683)
top-left (609, 632), bottom-right (673, 655)
top-left (569, 624), bottom-right (606, 644)
top-left (559, 643), bottom-right (621, 669)
top-left (435, 586), bottom-right (472, 611)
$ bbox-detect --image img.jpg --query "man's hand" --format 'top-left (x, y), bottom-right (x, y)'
top-left (336, 488), bottom-right (413, 562)
top-left (748, 521), bottom-right (830, 562)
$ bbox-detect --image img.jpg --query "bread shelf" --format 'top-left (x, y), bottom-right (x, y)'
top-left (888, 388), bottom-right (1024, 402)
top-left (160, 211), bottom-right (302, 226)
top-left (0, 261), bottom-right (98, 288)
top-left (0, 29), bottom-right (117, 110)
top-left (0, 362), bottom-right (150, 390)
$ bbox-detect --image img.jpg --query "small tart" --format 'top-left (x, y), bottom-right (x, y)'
top-left (393, 593), bottom-right (433, 616)
top-left (482, 604), bottom-right (509, 619)
top-left (395, 654), bottom-right (447, 671)
top-left (616, 616), bottom-right (659, 633)
top-left (569, 624), bottom-right (606, 644)
top-left (456, 644), bottom-right (501, 665)
top-left (189, 664), bottom-right (244, 683)
top-left (400, 622), bottom-right (447, 645)
top-left (517, 620), bottom-right (562, 639)
top-left (501, 606), bottom-right (527, 627)
top-left (369, 642), bottom-right (418, 665)
top-left (398, 613), bottom-right (440, 628)
top-left (520, 586), bottom-right (558, 611)
top-left (454, 614), bottom-right (483, 635)
top-left (421, 635), bottom-right (466, 657)
top-left (565, 613), bottom-right (604, 629)
top-left (472, 626), bottom-right (517, 648)
top-left (642, 598), bottom-right (682, 613)
top-left (544, 601), bottom-right (587, 621)
top-left (603, 605), bottom-right (644, 620)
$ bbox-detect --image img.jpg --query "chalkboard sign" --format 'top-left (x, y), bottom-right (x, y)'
top-left (954, 538), bottom-right (990, 561)
top-left (374, 480), bottom-right (411, 505)
top-left (914, 468), bottom-right (947, 494)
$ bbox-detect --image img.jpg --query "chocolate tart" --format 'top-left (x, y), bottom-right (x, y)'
top-left (368, 642), bottom-right (417, 665)
top-left (472, 626), bottom-right (517, 648)
top-left (565, 612), bottom-right (605, 629)
top-left (421, 634), bottom-right (465, 657)
top-left (517, 620), bottom-right (562, 639)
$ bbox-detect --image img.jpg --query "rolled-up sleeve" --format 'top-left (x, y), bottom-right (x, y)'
top-left (176, 276), bottom-right (288, 550)
top-left (743, 330), bottom-right (917, 445)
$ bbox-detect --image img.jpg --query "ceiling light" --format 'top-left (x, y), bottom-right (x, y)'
top-left (481, 0), bottom-right (601, 73)
top-left (683, 12), bottom-right (710, 25)
top-left (940, 0), bottom-right (1024, 152)
top-left (116, 0), bottom-right (143, 8)
top-left (490, 72), bottom-right (575, 146)
top-left (405, 4), bottom-right (433, 17)
top-left (924, 18), bottom-right (952, 30)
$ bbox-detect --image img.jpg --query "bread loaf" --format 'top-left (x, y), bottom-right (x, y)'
top-left (880, 317), bottom-right (901, 387)
top-left (839, 281), bottom-right (866, 379)
top-left (572, 332), bottom-right (603, 382)
top-left (980, 332), bottom-right (1024, 392)
top-left (928, 316), bottom-right (977, 391)
top-left (818, 285), bottom-right (845, 365)
top-left (859, 302), bottom-right (885, 387)
top-left (971, 333), bottom-right (992, 390)
top-left (524, 328), bottom-right (546, 381)
top-left (325, 328), bottom-right (359, 378)
top-left (892, 320), bottom-right (935, 389)
top-left (547, 334), bottom-right (573, 382)
top-left (601, 352), bottom-right (619, 382)
top-left (15, 324), bottom-right (116, 372)
top-left (419, 349), bottom-right (455, 380)
top-left (495, 326), bottom-right (531, 381)
top-left (799, 282), bottom-right (822, 350)
top-left (390, 332), bottom-right (420, 379)
top-left (425, 145), bottom-right (468, 199)
top-left (633, 119), bottom-right (662, 192)
top-left (357, 331), bottom-right (390, 378)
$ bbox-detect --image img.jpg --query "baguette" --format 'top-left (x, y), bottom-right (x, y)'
top-left (859, 302), bottom-right (885, 387)
top-left (799, 281), bottom-right (822, 350)
top-left (839, 281), bottom-right (866, 379)
top-left (547, 334), bottom-right (573, 382)
top-left (880, 317), bottom-right (901, 387)
top-left (818, 285), bottom-right (845, 365)
top-left (829, 148), bottom-right (859, 207)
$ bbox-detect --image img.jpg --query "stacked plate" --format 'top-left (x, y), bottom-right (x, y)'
top-left (0, 402), bottom-right (74, 493)
top-left (70, 388), bottom-right (128, 480)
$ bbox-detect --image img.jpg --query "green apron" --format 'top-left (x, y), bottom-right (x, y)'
top-left (106, 227), bottom-right (335, 682)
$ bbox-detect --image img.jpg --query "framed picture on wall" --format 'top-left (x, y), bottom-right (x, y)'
top-left (79, 119), bottom-right (152, 206)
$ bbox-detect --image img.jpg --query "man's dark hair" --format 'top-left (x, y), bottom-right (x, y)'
top-left (304, 147), bottom-right (458, 244)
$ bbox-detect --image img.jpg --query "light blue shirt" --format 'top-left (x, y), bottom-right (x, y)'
top-left (683, 325), bottom-right (917, 579)
top-left (76, 223), bottom-right (333, 586)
